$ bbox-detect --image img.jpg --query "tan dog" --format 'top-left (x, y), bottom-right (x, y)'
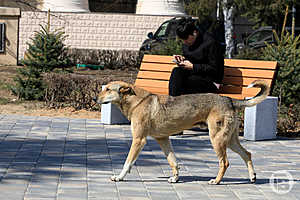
top-left (95, 80), bottom-right (269, 184)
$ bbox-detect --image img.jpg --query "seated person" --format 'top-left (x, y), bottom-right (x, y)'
top-left (169, 17), bottom-right (224, 97)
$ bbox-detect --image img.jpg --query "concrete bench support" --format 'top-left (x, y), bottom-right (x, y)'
top-left (100, 86), bottom-right (130, 125)
top-left (244, 96), bottom-right (278, 141)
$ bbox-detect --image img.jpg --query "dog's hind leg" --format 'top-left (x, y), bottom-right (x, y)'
top-left (111, 136), bottom-right (147, 182)
top-left (229, 133), bottom-right (256, 183)
top-left (155, 137), bottom-right (179, 183)
top-left (207, 117), bottom-right (230, 185)
top-left (209, 141), bottom-right (229, 185)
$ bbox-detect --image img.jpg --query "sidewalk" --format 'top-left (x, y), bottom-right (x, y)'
top-left (0, 114), bottom-right (299, 200)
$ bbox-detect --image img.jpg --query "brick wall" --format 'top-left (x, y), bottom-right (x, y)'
top-left (19, 11), bottom-right (173, 59)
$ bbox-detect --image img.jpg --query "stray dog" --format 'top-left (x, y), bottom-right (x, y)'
top-left (95, 80), bottom-right (269, 184)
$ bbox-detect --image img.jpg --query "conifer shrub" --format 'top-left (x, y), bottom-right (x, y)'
top-left (262, 27), bottom-right (300, 135)
top-left (23, 24), bottom-right (71, 72)
top-left (11, 66), bottom-right (46, 100)
top-left (263, 30), bottom-right (300, 106)
top-left (11, 24), bottom-right (71, 100)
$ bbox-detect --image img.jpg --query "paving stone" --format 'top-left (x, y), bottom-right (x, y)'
top-left (0, 114), bottom-right (299, 200)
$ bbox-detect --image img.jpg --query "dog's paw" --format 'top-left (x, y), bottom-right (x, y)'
top-left (110, 175), bottom-right (123, 182)
top-left (168, 176), bottom-right (179, 183)
top-left (208, 179), bottom-right (219, 185)
top-left (250, 173), bottom-right (256, 184)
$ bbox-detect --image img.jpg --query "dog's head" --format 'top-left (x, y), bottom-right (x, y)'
top-left (94, 81), bottom-right (135, 105)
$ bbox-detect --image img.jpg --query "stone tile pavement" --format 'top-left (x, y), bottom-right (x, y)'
top-left (0, 114), bottom-right (299, 200)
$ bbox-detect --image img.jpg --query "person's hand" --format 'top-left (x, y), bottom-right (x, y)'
top-left (173, 55), bottom-right (184, 64)
top-left (180, 60), bottom-right (193, 70)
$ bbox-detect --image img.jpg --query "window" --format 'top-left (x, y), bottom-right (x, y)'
top-left (0, 23), bottom-right (5, 53)
top-left (168, 22), bottom-right (178, 38)
top-left (248, 30), bottom-right (272, 44)
top-left (154, 21), bottom-right (169, 38)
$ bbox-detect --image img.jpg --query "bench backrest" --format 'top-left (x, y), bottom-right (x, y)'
top-left (135, 55), bottom-right (278, 99)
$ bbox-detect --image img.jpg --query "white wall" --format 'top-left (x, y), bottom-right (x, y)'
top-left (19, 11), bottom-right (174, 59)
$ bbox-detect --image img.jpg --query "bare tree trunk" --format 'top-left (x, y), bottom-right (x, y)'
top-left (292, 4), bottom-right (296, 38)
top-left (222, 0), bottom-right (235, 58)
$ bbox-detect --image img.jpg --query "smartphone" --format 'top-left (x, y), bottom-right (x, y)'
top-left (172, 59), bottom-right (180, 64)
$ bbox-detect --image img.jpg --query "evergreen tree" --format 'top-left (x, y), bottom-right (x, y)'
top-left (11, 66), bottom-right (46, 100)
top-left (263, 28), bottom-right (300, 106)
top-left (23, 24), bottom-right (71, 72)
top-left (11, 23), bottom-right (71, 100)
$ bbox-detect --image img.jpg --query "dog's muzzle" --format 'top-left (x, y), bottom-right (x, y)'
top-left (93, 96), bottom-right (110, 104)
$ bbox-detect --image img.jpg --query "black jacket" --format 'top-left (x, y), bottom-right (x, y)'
top-left (182, 32), bottom-right (224, 84)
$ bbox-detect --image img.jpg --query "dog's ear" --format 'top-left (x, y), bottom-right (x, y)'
top-left (119, 86), bottom-right (136, 96)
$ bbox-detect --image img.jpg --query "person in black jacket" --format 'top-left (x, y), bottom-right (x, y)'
top-left (169, 18), bottom-right (224, 96)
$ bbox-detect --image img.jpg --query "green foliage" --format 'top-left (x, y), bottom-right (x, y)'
top-left (262, 30), bottom-right (300, 106)
top-left (148, 39), bottom-right (183, 56)
top-left (234, 0), bottom-right (300, 29)
top-left (233, 48), bottom-right (263, 60)
top-left (11, 66), bottom-right (46, 100)
top-left (22, 24), bottom-right (71, 72)
top-left (0, 97), bottom-right (10, 105)
top-left (185, 1), bottom-right (299, 31)
top-left (12, 24), bottom-right (71, 101)
top-left (184, 0), bottom-right (217, 22)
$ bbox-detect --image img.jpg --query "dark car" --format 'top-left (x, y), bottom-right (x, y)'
top-left (237, 26), bottom-right (300, 52)
top-left (139, 17), bottom-right (185, 54)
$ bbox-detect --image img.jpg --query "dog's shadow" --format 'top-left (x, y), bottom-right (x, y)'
top-left (178, 176), bottom-right (270, 185)
top-left (128, 176), bottom-right (272, 185)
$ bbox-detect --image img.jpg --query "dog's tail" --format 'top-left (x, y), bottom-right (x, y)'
top-left (232, 80), bottom-right (270, 109)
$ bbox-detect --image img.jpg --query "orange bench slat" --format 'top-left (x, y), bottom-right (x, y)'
top-left (139, 62), bottom-right (176, 72)
top-left (225, 59), bottom-right (277, 69)
top-left (137, 71), bottom-right (171, 80)
top-left (142, 54), bottom-right (175, 64)
top-left (224, 68), bottom-right (276, 79)
top-left (222, 76), bottom-right (273, 86)
top-left (135, 79), bottom-right (169, 88)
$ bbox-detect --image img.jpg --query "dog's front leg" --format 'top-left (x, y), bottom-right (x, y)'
top-left (111, 137), bottom-right (147, 182)
top-left (155, 137), bottom-right (179, 183)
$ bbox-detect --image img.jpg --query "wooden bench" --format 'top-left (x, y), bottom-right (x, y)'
top-left (135, 55), bottom-right (278, 99)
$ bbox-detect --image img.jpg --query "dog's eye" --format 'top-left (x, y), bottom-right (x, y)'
top-left (106, 88), bottom-right (110, 91)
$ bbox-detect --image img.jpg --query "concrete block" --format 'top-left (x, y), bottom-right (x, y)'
top-left (100, 86), bottom-right (130, 125)
top-left (244, 96), bottom-right (278, 141)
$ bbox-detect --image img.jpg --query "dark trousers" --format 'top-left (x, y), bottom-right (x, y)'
top-left (169, 67), bottom-right (218, 96)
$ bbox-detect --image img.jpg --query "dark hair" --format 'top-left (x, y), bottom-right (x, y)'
top-left (176, 17), bottom-right (197, 40)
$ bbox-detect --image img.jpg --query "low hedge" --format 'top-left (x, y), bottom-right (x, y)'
top-left (43, 73), bottom-right (102, 110)
top-left (67, 49), bottom-right (142, 70)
